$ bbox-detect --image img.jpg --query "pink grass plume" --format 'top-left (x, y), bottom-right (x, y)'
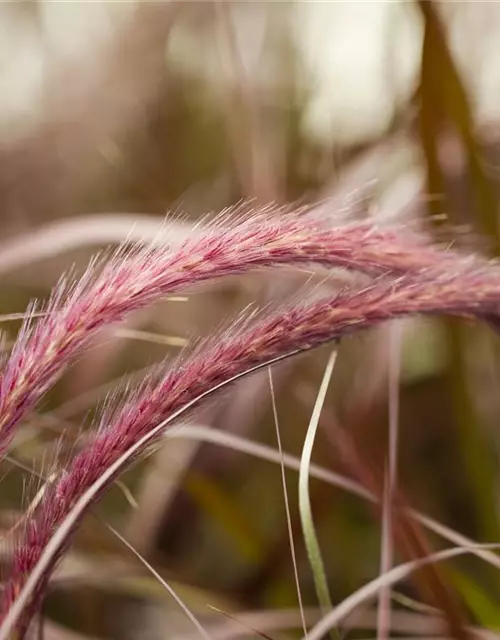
top-left (0, 204), bottom-right (478, 459)
top-left (4, 258), bottom-right (500, 635)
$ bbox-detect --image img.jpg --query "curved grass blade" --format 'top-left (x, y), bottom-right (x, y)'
top-left (299, 350), bottom-right (338, 639)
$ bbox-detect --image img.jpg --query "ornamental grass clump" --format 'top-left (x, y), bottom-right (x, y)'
top-left (0, 204), bottom-right (499, 637)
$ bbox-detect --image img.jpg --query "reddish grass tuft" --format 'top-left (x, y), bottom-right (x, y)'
top-left (0, 206), bottom-right (489, 460)
top-left (3, 256), bottom-right (500, 634)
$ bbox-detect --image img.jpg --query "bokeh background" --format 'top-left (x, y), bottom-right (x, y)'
top-left (1, 2), bottom-right (500, 638)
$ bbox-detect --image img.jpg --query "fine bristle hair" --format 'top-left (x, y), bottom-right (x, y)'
top-left (5, 256), bottom-right (500, 635)
top-left (3, 205), bottom-right (500, 636)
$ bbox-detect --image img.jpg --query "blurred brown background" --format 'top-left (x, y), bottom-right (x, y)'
top-left (1, 2), bottom-right (500, 639)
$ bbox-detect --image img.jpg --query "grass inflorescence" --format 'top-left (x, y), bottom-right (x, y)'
top-left (0, 204), bottom-right (499, 637)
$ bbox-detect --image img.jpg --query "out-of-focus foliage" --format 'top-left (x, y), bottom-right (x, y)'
top-left (1, 2), bottom-right (500, 639)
